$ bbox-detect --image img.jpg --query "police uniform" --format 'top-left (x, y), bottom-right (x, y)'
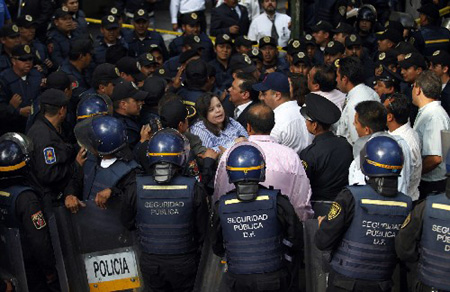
top-left (47, 28), bottom-right (72, 68)
top-left (60, 61), bottom-right (91, 98)
top-left (93, 35), bottom-right (129, 66)
top-left (259, 37), bottom-right (290, 76)
top-left (169, 32), bottom-right (215, 62)
top-left (27, 90), bottom-right (76, 206)
top-left (395, 191), bottom-right (450, 292)
top-left (71, 10), bottom-right (89, 38)
top-left (299, 93), bottom-right (353, 217)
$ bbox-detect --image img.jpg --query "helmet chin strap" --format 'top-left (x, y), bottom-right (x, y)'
top-left (153, 162), bottom-right (177, 184)
top-left (367, 177), bottom-right (398, 197)
top-left (235, 182), bottom-right (259, 201)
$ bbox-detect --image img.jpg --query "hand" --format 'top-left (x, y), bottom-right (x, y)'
top-left (9, 93), bottom-right (22, 108)
top-left (44, 58), bottom-right (53, 68)
top-left (140, 124), bottom-right (152, 142)
top-left (34, 64), bottom-right (43, 72)
top-left (19, 106), bottom-right (31, 117)
top-left (172, 23), bottom-right (179, 31)
top-left (229, 25), bottom-right (240, 34)
top-left (95, 188), bottom-right (112, 209)
top-left (172, 64), bottom-right (185, 89)
top-left (198, 148), bottom-right (220, 160)
top-left (218, 146), bottom-right (227, 154)
top-left (65, 195), bottom-right (86, 214)
top-left (234, 137), bottom-right (247, 144)
top-left (76, 147), bottom-right (87, 167)
top-left (318, 216), bottom-right (326, 227)
top-left (71, 20), bottom-right (78, 30)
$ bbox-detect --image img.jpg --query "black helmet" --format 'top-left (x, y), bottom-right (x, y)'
top-left (0, 133), bottom-right (33, 179)
top-left (357, 4), bottom-right (377, 22)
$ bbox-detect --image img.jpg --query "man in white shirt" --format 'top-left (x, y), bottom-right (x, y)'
top-left (335, 56), bottom-right (380, 145)
top-left (412, 70), bottom-right (450, 197)
top-left (253, 72), bottom-right (312, 154)
top-left (307, 64), bottom-right (346, 110)
top-left (170, 0), bottom-right (206, 32)
top-left (248, 0), bottom-right (290, 47)
top-left (384, 93), bottom-right (422, 201)
top-left (228, 72), bottom-right (258, 127)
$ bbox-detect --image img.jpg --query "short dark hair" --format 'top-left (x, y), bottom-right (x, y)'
top-left (338, 56), bottom-right (365, 86)
top-left (69, 39), bottom-right (93, 61)
top-left (235, 72), bottom-right (258, 101)
top-left (355, 100), bottom-right (387, 133)
top-left (93, 79), bottom-right (112, 90)
top-left (386, 93), bottom-right (410, 125)
top-left (312, 64), bottom-right (337, 92)
top-left (195, 92), bottom-right (229, 136)
top-left (105, 45), bottom-right (128, 65)
top-left (42, 103), bottom-right (63, 117)
top-left (415, 70), bottom-right (442, 100)
top-left (158, 92), bottom-right (181, 114)
top-left (246, 103), bottom-right (274, 134)
top-left (379, 80), bottom-right (400, 93)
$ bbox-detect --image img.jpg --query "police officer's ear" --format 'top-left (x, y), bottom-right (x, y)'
top-left (443, 65), bottom-right (449, 75)
top-left (386, 112), bottom-right (394, 123)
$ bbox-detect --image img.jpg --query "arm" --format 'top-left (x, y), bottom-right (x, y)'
top-left (277, 194), bottom-right (303, 251)
top-left (422, 155), bottom-right (442, 175)
top-left (315, 189), bottom-right (355, 251)
top-left (247, 19), bottom-right (258, 41)
top-left (120, 174), bottom-right (138, 230)
top-left (170, 0), bottom-right (181, 24)
top-left (210, 8), bottom-right (232, 36)
top-left (395, 201), bottom-right (425, 262)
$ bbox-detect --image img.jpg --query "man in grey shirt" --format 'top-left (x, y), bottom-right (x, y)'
top-left (413, 70), bottom-right (450, 198)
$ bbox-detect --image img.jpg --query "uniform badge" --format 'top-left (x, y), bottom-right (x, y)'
top-left (244, 54), bottom-right (251, 64)
top-left (405, 53), bottom-right (412, 59)
top-left (31, 211), bottom-right (46, 230)
top-left (137, 9), bottom-right (145, 16)
top-left (43, 147), bottom-right (56, 164)
top-left (159, 68), bottom-right (165, 74)
top-left (191, 13), bottom-right (198, 20)
top-left (339, 6), bottom-right (346, 16)
top-left (12, 25), bottom-right (18, 33)
top-left (327, 41), bottom-right (334, 48)
top-left (194, 36), bottom-right (200, 43)
top-left (349, 34), bottom-right (357, 42)
top-left (305, 34), bottom-right (312, 41)
top-left (25, 15), bottom-right (33, 22)
top-left (107, 15), bottom-right (115, 23)
top-left (433, 50), bottom-right (440, 56)
top-left (298, 52), bottom-right (305, 58)
top-left (263, 36), bottom-right (271, 43)
top-left (401, 213), bottom-right (411, 229)
top-left (71, 80), bottom-right (79, 89)
top-left (223, 34), bottom-right (230, 41)
top-left (293, 40), bottom-right (300, 48)
top-left (334, 58), bottom-right (340, 68)
top-left (301, 160), bottom-right (308, 170)
top-left (252, 47), bottom-right (259, 56)
top-left (62, 6), bottom-right (68, 12)
top-left (111, 7), bottom-right (118, 15)
top-left (115, 67), bottom-right (120, 76)
top-left (146, 53), bottom-right (153, 61)
top-left (379, 52), bottom-right (386, 60)
top-left (24, 45), bottom-right (31, 54)
top-left (327, 202), bottom-right (342, 220)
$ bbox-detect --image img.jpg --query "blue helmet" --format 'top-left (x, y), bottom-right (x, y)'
top-left (76, 94), bottom-right (113, 122)
top-left (74, 116), bottom-right (127, 156)
top-left (226, 143), bottom-right (266, 184)
top-left (0, 133), bottom-right (33, 178)
top-left (361, 136), bottom-right (403, 177)
top-left (147, 128), bottom-right (189, 167)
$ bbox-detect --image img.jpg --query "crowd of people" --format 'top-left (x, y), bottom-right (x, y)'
top-left (0, 0), bottom-right (450, 291)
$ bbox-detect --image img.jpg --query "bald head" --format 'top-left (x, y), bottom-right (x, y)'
top-left (246, 103), bottom-right (275, 134)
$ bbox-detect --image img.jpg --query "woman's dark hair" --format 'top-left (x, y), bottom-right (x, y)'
top-left (290, 74), bottom-right (310, 106)
top-left (195, 92), bottom-right (229, 136)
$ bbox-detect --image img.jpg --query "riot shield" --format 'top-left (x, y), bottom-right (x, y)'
top-left (0, 226), bottom-right (28, 292)
top-left (303, 219), bottom-right (328, 292)
top-left (53, 197), bottom-right (143, 291)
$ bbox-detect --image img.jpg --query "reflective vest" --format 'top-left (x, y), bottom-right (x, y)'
top-left (0, 185), bottom-right (34, 228)
top-left (136, 174), bottom-right (197, 255)
top-left (420, 26), bottom-right (450, 57)
top-left (419, 193), bottom-right (450, 290)
top-left (218, 189), bottom-right (283, 275)
top-left (330, 185), bottom-right (411, 280)
top-left (83, 154), bottom-right (139, 200)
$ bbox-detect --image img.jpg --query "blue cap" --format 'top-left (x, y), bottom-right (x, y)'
top-left (252, 72), bottom-right (290, 93)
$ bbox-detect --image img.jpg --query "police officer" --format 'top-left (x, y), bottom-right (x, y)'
top-left (410, 3), bottom-right (450, 56)
top-left (356, 4), bottom-right (378, 56)
top-left (47, 7), bottom-right (76, 68)
top-left (177, 58), bottom-right (208, 105)
top-left (93, 15), bottom-right (128, 66)
top-left (0, 24), bottom-right (21, 72)
top-left (138, 53), bottom-right (160, 77)
top-left (211, 142), bottom-right (303, 292)
top-left (121, 128), bottom-right (208, 291)
top-left (27, 89), bottom-right (85, 209)
top-left (164, 35), bottom-right (204, 78)
top-left (65, 115), bottom-right (139, 211)
top-left (81, 63), bottom-right (123, 98)
top-left (395, 136), bottom-right (450, 292)
top-left (259, 36), bottom-right (289, 75)
top-left (76, 93), bottom-right (113, 122)
top-left (300, 93), bottom-right (353, 217)
top-left (125, 9), bottom-right (168, 60)
top-left (0, 44), bottom-right (42, 134)
top-left (209, 33), bottom-right (234, 93)
top-left (315, 136), bottom-right (412, 291)
top-left (0, 132), bottom-right (60, 292)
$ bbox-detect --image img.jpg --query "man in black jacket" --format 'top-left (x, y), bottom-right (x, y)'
top-left (210, 0), bottom-right (250, 38)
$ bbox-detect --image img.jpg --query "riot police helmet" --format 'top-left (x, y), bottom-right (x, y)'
top-left (147, 128), bottom-right (189, 168)
top-left (76, 94), bottom-right (113, 122)
top-left (226, 143), bottom-right (266, 184)
top-left (361, 136), bottom-right (403, 177)
top-left (74, 116), bottom-right (127, 156)
top-left (0, 133), bottom-right (33, 179)
top-left (357, 4), bottom-right (377, 22)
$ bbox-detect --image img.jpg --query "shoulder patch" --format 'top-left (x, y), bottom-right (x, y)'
top-left (43, 147), bottom-right (56, 164)
top-left (301, 160), bottom-right (308, 170)
top-left (327, 202), bottom-right (342, 220)
top-left (401, 213), bottom-right (411, 229)
top-left (31, 211), bottom-right (46, 230)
